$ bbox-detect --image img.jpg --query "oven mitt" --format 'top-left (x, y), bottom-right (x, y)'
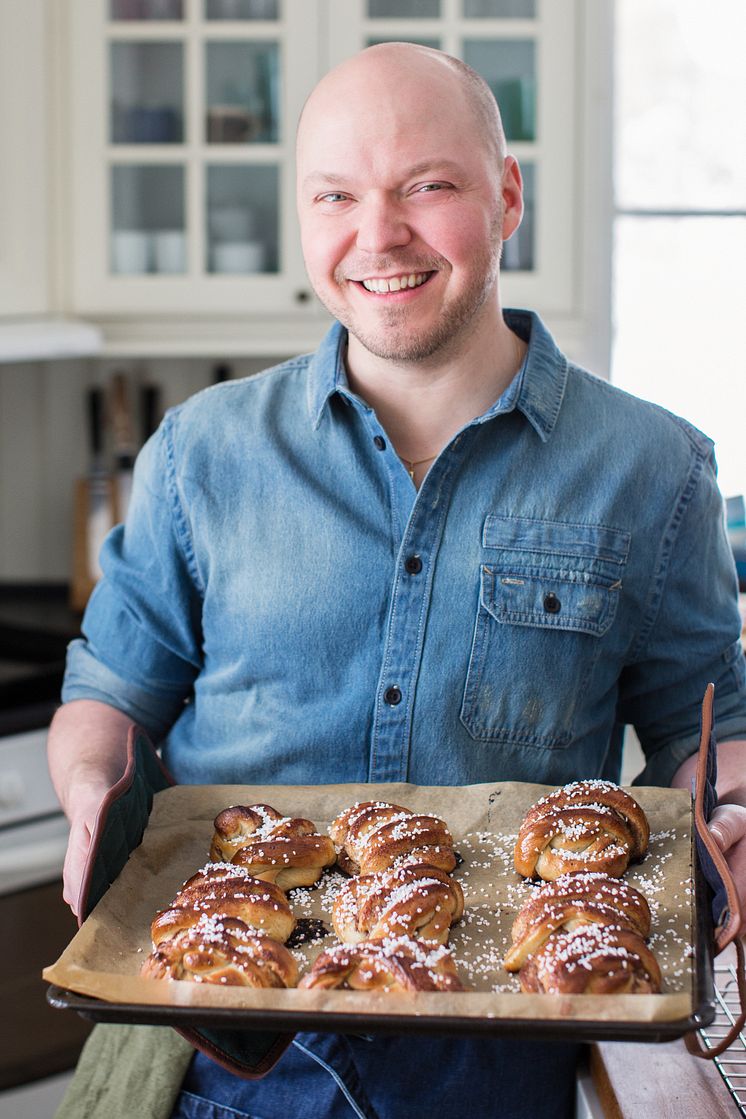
top-left (77, 724), bottom-right (294, 1079)
top-left (77, 724), bottom-right (174, 921)
top-left (685, 683), bottom-right (746, 1059)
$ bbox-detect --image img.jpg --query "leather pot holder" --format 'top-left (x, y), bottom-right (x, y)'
top-left (684, 683), bottom-right (746, 1058)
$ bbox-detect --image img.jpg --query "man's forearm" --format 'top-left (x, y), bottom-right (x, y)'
top-left (48, 698), bottom-right (133, 817)
top-left (671, 738), bottom-right (746, 804)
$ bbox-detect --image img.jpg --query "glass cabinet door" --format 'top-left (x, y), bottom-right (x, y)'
top-left (328, 0), bottom-right (576, 313)
top-left (111, 164), bottom-right (187, 274)
top-left (205, 0), bottom-right (279, 18)
top-left (205, 41), bottom-right (280, 144)
top-left (110, 41), bottom-right (185, 144)
top-left (69, 0), bottom-right (320, 314)
top-left (110, 0), bottom-right (185, 20)
top-left (206, 164), bottom-right (279, 273)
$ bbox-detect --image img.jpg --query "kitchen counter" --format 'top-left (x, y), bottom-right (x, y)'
top-left (590, 1038), bottom-right (738, 1118)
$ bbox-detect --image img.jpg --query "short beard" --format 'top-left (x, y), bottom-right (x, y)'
top-left (320, 222), bottom-right (503, 365)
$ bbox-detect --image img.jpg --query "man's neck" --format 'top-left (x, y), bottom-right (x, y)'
top-left (344, 307), bottom-right (527, 477)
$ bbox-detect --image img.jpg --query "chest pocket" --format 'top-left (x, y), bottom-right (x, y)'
top-left (460, 515), bottom-right (630, 748)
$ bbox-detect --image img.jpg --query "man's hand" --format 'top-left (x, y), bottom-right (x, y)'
top-left (47, 699), bottom-right (134, 918)
top-left (709, 802), bottom-right (746, 936)
top-left (673, 738), bottom-right (746, 937)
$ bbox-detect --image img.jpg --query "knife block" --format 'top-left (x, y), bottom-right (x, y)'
top-left (70, 476), bottom-right (118, 613)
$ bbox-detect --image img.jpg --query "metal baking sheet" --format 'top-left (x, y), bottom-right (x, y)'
top-left (44, 781), bottom-right (716, 1043)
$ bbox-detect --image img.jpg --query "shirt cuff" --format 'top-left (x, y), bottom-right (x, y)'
top-left (62, 638), bottom-right (186, 743)
top-left (634, 712), bottom-right (746, 788)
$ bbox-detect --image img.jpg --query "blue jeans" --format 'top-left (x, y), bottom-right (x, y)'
top-left (170, 1033), bottom-right (581, 1119)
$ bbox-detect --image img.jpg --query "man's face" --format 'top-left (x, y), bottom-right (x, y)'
top-left (296, 56), bottom-right (521, 364)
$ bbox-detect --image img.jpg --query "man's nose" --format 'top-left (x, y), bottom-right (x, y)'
top-left (355, 196), bottom-right (412, 255)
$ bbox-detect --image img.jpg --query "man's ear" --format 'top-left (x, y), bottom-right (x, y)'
top-left (501, 156), bottom-right (524, 241)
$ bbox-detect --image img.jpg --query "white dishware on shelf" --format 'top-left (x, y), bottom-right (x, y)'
top-left (209, 205), bottom-right (256, 242)
top-left (153, 230), bottom-right (187, 273)
top-left (111, 229), bottom-right (151, 274)
top-left (212, 240), bottom-right (266, 273)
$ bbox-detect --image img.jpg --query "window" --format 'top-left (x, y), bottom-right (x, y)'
top-left (611, 0), bottom-right (746, 501)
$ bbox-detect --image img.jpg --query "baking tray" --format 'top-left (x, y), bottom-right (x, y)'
top-left (45, 781), bottom-right (717, 1043)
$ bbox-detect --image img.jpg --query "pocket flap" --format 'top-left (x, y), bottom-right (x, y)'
top-left (481, 565), bottom-right (621, 637)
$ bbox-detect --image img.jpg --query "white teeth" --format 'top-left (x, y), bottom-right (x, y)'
top-left (361, 272), bottom-right (430, 293)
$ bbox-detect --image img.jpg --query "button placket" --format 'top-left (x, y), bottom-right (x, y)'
top-left (367, 422), bottom-right (470, 783)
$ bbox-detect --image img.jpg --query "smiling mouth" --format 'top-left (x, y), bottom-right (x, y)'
top-left (354, 271), bottom-right (435, 294)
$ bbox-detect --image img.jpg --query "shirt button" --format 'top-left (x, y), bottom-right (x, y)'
top-left (383, 685), bottom-right (402, 706)
top-left (543, 592), bottom-right (561, 614)
top-left (404, 554), bottom-right (423, 575)
top-left (373, 435), bottom-right (386, 451)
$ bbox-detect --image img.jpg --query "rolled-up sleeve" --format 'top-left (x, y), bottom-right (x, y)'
top-left (62, 412), bottom-right (203, 742)
top-left (617, 440), bottom-right (746, 787)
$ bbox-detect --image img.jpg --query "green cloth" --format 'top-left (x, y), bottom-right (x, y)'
top-left (55, 1024), bottom-right (193, 1119)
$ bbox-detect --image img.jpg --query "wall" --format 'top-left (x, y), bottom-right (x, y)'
top-left (0, 354), bottom-right (285, 582)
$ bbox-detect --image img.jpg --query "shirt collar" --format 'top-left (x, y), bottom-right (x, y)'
top-left (307, 322), bottom-right (350, 429)
top-left (307, 309), bottom-right (568, 441)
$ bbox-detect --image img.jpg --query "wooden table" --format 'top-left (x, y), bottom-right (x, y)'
top-left (590, 1037), bottom-right (739, 1118)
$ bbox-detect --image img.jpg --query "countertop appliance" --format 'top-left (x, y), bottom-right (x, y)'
top-left (0, 584), bottom-right (92, 1112)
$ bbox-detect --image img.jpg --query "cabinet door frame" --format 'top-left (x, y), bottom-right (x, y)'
top-left (0, 2), bottom-right (50, 316)
top-left (326, 0), bottom-right (577, 318)
top-left (66, 0), bottom-right (321, 317)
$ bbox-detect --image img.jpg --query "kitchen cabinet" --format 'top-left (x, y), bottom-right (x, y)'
top-left (67, 0), bottom-right (321, 323)
top-left (0, 3), bottom-right (51, 316)
top-left (62, 0), bottom-right (613, 365)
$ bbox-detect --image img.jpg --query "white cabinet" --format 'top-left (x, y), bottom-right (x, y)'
top-left (60, 0), bottom-right (611, 362)
top-left (67, 0), bottom-right (321, 320)
top-left (0, 3), bottom-right (50, 316)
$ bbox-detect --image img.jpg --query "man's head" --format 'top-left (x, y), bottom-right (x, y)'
top-left (296, 43), bottom-right (523, 367)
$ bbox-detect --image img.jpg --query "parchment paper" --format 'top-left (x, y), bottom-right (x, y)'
top-left (44, 781), bottom-right (696, 1026)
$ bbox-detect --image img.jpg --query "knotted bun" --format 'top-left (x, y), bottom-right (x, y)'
top-left (150, 863), bottom-right (295, 946)
top-left (332, 863), bottom-right (464, 946)
top-left (503, 872), bottom-right (651, 972)
top-left (141, 913), bottom-right (298, 988)
top-left (514, 780), bottom-right (650, 881)
top-left (329, 801), bottom-right (456, 876)
top-left (518, 923), bottom-right (662, 995)
top-left (211, 804), bottom-right (336, 890)
top-left (299, 936), bottom-right (465, 993)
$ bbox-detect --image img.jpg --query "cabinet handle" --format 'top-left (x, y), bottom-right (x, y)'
top-left (295, 290), bottom-right (311, 303)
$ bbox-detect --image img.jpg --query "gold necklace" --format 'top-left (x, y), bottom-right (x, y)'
top-left (398, 452), bottom-right (438, 481)
top-left (394, 337), bottom-right (523, 483)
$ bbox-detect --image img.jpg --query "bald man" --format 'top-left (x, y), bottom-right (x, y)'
top-left (50, 43), bottom-right (746, 1119)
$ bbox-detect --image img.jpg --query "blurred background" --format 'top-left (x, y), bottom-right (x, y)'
top-left (0, 2), bottom-right (744, 1115)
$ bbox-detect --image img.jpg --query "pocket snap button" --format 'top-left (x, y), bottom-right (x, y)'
top-left (543, 592), bottom-right (561, 614)
top-left (383, 685), bottom-right (403, 706)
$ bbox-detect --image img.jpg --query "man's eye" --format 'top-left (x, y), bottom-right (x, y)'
top-left (415, 183), bottom-right (446, 193)
top-left (319, 192), bottom-right (349, 203)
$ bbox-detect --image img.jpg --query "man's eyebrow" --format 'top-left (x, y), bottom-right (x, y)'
top-left (302, 172), bottom-right (349, 190)
top-left (302, 160), bottom-right (464, 192)
top-left (402, 160), bottom-right (464, 179)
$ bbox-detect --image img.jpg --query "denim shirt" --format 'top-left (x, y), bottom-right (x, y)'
top-left (63, 311), bottom-right (746, 788)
